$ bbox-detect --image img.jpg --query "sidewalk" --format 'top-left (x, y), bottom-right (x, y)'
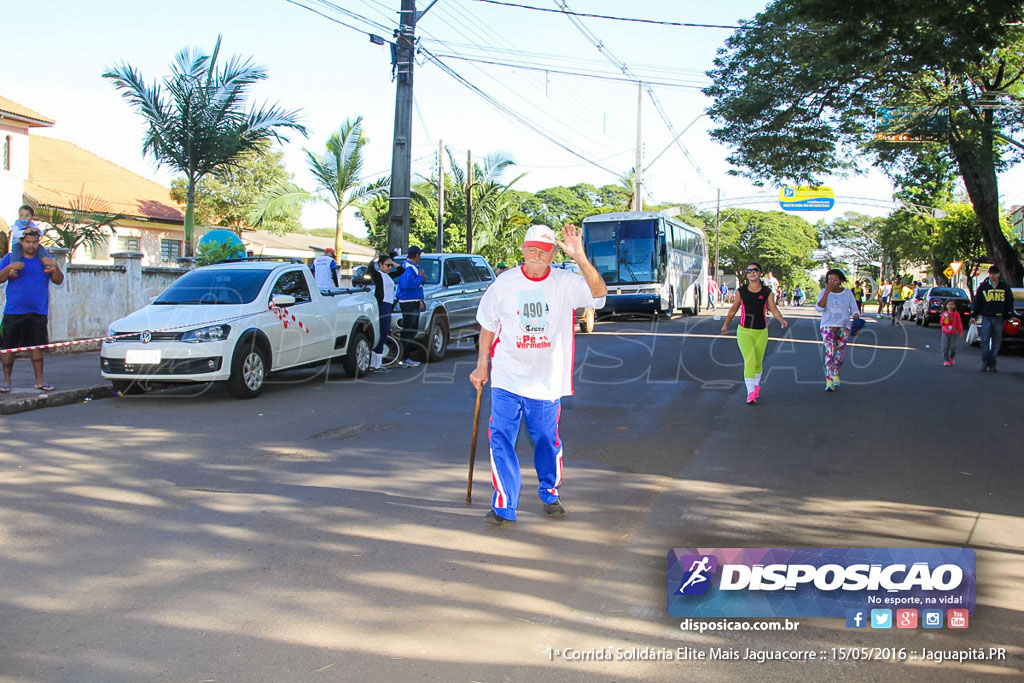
top-left (0, 351), bottom-right (111, 415)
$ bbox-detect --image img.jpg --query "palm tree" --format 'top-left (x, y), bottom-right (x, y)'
top-left (103, 35), bottom-right (306, 256)
top-left (254, 117), bottom-right (388, 257)
top-left (31, 192), bottom-right (122, 263)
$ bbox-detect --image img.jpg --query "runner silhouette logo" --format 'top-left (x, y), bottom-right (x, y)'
top-left (676, 555), bottom-right (718, 595)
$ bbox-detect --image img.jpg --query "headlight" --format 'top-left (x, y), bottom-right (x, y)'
top-left (181, 324), bottom-right (231, 343)
top-left (107, 327), bottom-right (117, 338)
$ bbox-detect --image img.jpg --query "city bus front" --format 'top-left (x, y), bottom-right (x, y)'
top-left (582, 213), bottom-right (669, 315)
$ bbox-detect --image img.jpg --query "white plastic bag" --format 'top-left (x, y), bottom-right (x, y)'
top-left (965, 320), bottom-right (979, 345)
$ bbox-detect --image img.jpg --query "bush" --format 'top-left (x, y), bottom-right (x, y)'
top-left (195, 240), bottom-right (245, 267)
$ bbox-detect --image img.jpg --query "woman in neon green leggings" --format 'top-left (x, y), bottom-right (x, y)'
top-left (720, 262), bottom-right (789, 404)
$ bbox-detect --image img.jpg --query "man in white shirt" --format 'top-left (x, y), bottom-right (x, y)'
top-left (470, 224), bottom-right (607, 526)
top-left (312, 249), bottom-right (339, 289)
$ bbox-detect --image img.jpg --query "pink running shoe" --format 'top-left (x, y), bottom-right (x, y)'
top-left (943, 360), bottom-right (951, 366)
top-left (753, 386), bottom-right (761, 400)
top-left (746, 391), bottom-right (757, 405)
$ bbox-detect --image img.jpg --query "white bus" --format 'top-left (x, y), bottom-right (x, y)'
top-left (582, 211), bottom-right (708, 317)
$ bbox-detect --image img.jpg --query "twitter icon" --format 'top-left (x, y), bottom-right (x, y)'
top-left (870, 609), bottom-right (892, 629)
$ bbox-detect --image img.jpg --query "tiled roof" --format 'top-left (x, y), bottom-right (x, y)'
top-left (26, 136), bottom-right (184, 223)
top-left (0, 96), bottom-right (54, 126)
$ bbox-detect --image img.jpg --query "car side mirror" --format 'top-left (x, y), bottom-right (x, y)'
top-left (445, 271), bottom-right (463, 287)
top-left (272, 294), bottom-right (296, 307)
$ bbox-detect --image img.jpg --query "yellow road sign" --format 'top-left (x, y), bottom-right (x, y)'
top-left (943, 266), bottom-right (955, 279)
top-left (950, 261), bottom-right (963, 275)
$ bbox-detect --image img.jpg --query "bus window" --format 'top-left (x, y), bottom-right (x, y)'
top-left (619, 220), bottom-right (657, 282)
top-left (585, 222), bottom-right (619, 283)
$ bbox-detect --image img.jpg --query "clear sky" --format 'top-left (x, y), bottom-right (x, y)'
top-left (6, 0), bottom-right (1023, 234)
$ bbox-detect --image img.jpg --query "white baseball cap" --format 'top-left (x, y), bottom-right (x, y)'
top-left (522, 224), bottom-right (557, 252)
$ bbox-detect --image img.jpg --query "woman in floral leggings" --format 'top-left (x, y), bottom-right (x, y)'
top-left (815, 269), bottom-right (860, 391)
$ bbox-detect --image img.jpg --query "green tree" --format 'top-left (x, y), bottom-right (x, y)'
top-left (255, 117), bottom-right (387, 257)
top-left (170, 141), bottom-right (300, 235)
top-left (31, 194), bottom-right (122, 263)
top-left (104, 35), bottom-right (305, 256)
top-left (718, 209), bottom-right (818, 286)
top-left (705, 0), bottom-right (1024, 285)
top-left (875, 211), bottom-right (931, 278)
top-left (932, 202), bottom-right (1013, 284)
top-left (817, 212), bottom-right (884, 272)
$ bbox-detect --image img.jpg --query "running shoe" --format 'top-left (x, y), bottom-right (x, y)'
top-left (950, 358), bottom-right (956, 366)
top-left (753, 386), bottom-right (761, 400)
top-left (484, 510), bottom-right (513, 526)
top-left (400, 359), bottom-right (421, 368)
top-left (543, 500), bottom-right (566, 517)
top-left (833, 378), bottom-right (841, 388)
top-left (746, 391), bottom-right (757, 404)
top-left (825, 379), bottom-right (834, 391)
top-left (943, 360), bottom-right (951, 366)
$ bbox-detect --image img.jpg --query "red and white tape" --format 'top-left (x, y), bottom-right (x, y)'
top-left (268, 302), bottom-right (311, 333)
top-left (1, 306), bottom-right (312, 355)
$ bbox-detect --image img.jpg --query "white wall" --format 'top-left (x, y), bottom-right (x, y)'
top-left (0, 122), bottom-right (29, 220)
top-left (0, 251), bottom-right (188, 341)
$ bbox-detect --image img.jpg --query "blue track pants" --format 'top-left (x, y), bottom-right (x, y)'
top-left (488, 387), bottom-right (563, 521)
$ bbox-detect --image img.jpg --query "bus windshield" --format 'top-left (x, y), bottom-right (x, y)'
top-left (585, 219), bottom-right (658, 284)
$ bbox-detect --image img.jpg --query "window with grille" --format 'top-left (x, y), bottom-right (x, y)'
top-left (161, 239), bottom-right (182, 262)
top-left (117, 237), bottom-right (140, 252)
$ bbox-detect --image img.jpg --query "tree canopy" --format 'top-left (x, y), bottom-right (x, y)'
top-left (170, 141), bottom-right (301, 235)
top-left (705, 0), bottom-right (1024, 284)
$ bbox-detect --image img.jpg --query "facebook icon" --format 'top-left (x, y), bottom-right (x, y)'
top-left (846, 609), bottom-right (867, 629)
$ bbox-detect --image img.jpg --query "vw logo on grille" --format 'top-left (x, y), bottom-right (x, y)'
top-left (140, 330), bottom-right (153, 344)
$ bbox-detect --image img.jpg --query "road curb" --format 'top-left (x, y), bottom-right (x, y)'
top-left (0, 384), bottom-right (114, 416)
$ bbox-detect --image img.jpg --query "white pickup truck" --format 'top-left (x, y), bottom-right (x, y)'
top-left (100, 260), bottom-right (378, 398)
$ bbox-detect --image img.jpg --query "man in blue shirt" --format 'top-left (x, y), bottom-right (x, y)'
top-left (395, 245), bottom-right (425, 368)
top-left (1, 227), bottom-right (65, 392)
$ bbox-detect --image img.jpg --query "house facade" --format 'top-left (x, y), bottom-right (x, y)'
top-left (1, 95), bottom-right (55, 230)
top-left (2, 94), bottom-right (187, 265)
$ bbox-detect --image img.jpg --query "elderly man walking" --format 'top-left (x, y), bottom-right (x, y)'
top-left (469, 224), bottom-right (607, 526)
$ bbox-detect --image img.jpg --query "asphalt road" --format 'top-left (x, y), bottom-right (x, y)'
top-left (1, 307), bottom-right (1022, 681)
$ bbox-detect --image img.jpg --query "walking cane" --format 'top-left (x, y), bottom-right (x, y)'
top-left (466, 384), bottom-right (483, 505)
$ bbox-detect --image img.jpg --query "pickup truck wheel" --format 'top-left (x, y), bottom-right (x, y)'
top-left (227, 340), bottom-right (268, 399)
top-left (111, 379), bottom-right (147, 396)
top-left (579, 307), bottom-right (596, 333)
top-left (343, 330), bottom-right (372, 378)
top-left (427, 316), bottom-right (449, 362)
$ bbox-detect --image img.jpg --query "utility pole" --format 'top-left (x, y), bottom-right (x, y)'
top-left (633, 81), bottom-right (643, 212)
top-left (386, 0), bottom-right (436, 255)
top-left (714, 188), bottom-right (721, 294)
top-left (466, 149), bottom-right (474, 253)
top-left (436, 138), bottom-right (444, 253)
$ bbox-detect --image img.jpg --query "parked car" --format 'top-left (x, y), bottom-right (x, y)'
top-left (966, 287), bottom-right (1024, 347)
top-left (902, 288), bottom-right (927, 321)
top-left (553, 261), bottom-right (597, 333)
top-left (357, 253), bottom-right (496, 361)
top-left (101, 259), bottom-right (378, 398)
top-left (916, 287), bottom-right (971, 327)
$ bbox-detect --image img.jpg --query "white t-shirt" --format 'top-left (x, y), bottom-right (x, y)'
top-left (477, 266), bottom-right (606, 401)
top-left (375, 262), bottom-right (397, 304)
top-left (815, 288), bottom-right (858, 329)
top-left (312, 255), bottom-right (337, 288)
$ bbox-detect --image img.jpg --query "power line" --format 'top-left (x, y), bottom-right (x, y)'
top-left (428, 52), bottom-right (705, 88)
top-left (468, 0), bottom-right (819, 32)
top-left (419, 47), bottom-right (621, 176)
top-left (553, 0), bottom-right (715, 187)
top-left (282, 0), bottom-right (389, 36)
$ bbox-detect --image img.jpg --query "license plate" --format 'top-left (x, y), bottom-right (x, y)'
top-left (125, 349), bottom-right (161, 365)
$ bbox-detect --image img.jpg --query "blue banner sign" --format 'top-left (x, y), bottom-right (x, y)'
top-left (668, 548), bottom-right (976, 618)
